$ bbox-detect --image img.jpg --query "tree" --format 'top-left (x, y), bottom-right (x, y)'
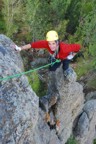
top-left (2, 0), bottom-right (24, 37)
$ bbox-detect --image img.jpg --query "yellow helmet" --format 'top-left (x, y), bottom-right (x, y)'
top-left (46, 30), bottom-right (59, 41)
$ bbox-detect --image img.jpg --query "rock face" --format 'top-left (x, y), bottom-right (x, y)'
top-left (75, 100), bottom-right (96, 144)
top-left (46, 66), bottom-right (84, 144)
top-left (0, 34), bottom-right (96, 144)
top-left (0, 35), bottom-right (39, 143)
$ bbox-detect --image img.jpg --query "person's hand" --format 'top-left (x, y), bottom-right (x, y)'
top-left (67, 52), bottom-right (76, 60)
top-left (15, 45), bottom-right (21, 51)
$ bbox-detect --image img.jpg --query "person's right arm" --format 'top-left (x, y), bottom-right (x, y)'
top-left (15, 40), bottom-right (48, 51)
top-left (30, 40), bottom-right (48, 49)
top-left (15, 44), bottom-right (31, 51)
top-left (21, 44), bottom-right (31, 50)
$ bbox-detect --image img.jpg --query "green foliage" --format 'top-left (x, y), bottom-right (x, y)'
top-left (22, 0), bottom-right (71, 41)
top-left (94, 139), bottom-right (96, 144)
top-left (75, 1), bottom-right (96, 46)
top-left (28, 71), bottom-right (46, 97)
top-left (56, 20), bottom-right (69, 40)
top-left (28, 71), bottom-right (40, 95)
top-left (23, 0), bottom-right (40, 41)
top-left (1, 0), bottom-right (96, 80)
top-left (85, 69), bottom-right (96, 89)
top-left (0, 1), bottom-right (5, 33)
top-left (66, 0), bottom-right (96, 78)
top-left (50, 0), bottom-right (71, 22)
top-left (21, 51), bottom-right (47, 97)
top-left (0, 14), bottom-right (5, 33)
top-left (66, 135), bottom-right (78, 144)
top-left (48, 0), bottom-right (72, 39)
top-left (67, 0), bottom-right (96, 45)
top-left (2, 0), bottom-right (24, 37)
top-left (75, 59), bottom-right (93, 79)
top-left (65, 0), bottom-right (81, 34)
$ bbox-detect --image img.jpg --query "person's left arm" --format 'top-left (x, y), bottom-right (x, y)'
top-left (66, 44), bottom-right (81, 53)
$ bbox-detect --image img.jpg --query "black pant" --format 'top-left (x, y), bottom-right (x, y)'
top-left (49, 59), bottom-right (70, 71)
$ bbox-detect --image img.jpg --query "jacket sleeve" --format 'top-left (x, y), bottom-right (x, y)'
top-left (30, 40), bottom-right (49, 49)
top-left (64, 43), bottom-right (81, 53)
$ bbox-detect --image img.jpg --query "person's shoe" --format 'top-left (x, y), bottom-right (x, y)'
top-left (63, 67), bottom-right (77, 82)
top-left (44, 113), bottom-right (50, 123)
top-left (56, 119), bottom-right (60, 132)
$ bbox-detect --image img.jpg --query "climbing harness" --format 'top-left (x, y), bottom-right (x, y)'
top-left (49, 44), bottom-right (60, 66)
top-left (0, 59), bottom-right (61, 81)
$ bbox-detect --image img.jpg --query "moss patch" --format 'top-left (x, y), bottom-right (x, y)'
top-left (66, 135), bottom-right (78, 144)
top-left (86, 77), bottom-right (96, 89)
top-left (28, 71), bottom-right (47, 97)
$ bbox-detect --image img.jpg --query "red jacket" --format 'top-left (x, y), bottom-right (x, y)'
top-left (30, 40), bottom-right (81, 60)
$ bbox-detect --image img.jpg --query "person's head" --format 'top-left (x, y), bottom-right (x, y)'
top-left (46, 30), bottom-right (59, 51)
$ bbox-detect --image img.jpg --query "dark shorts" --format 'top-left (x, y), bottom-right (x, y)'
top-left (49, 59), bottom-right (70, 71)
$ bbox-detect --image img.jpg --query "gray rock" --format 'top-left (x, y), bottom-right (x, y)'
top-left (85, 91), bottom-right (96, 101)
top-left (43, 64), bottom-right (84, 144)
top-left (0, 34), bottom-right (39, 144)
top-left (75, 100), bottom-right (96, 144)
top-left (75, 112), bottom-right (89, 137)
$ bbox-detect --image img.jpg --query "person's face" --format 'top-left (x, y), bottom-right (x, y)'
top-left (48, 41), bottom-right (58, 51)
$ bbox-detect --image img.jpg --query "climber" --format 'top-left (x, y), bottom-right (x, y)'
top-left (15, 30), bottom-right (81, 79)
